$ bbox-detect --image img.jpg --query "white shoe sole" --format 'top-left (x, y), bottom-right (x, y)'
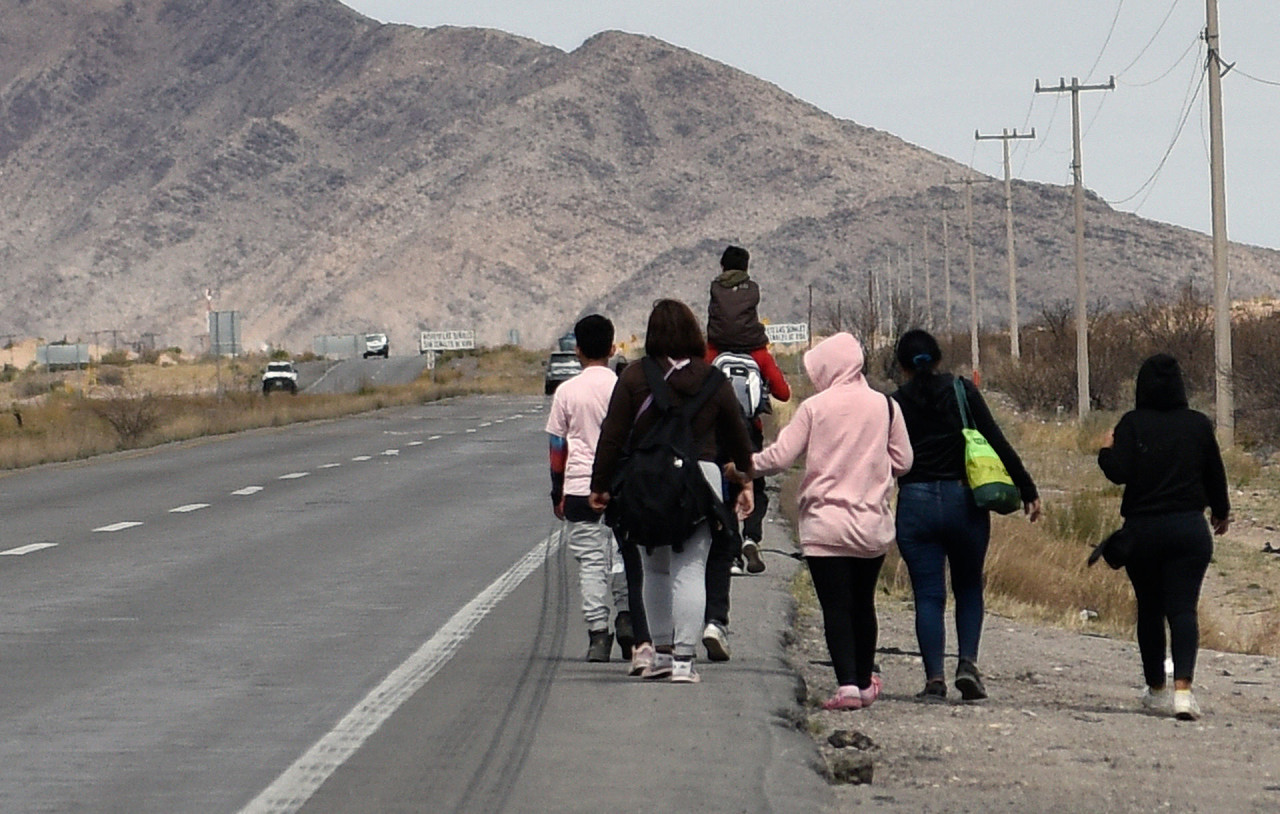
top-left (741, 541), bottom-right (765, 573)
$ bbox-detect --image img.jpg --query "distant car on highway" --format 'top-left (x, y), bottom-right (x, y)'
top-left (363, 333), bottom-right (389, 358)
top-left (544, 351), bottom-right (581, 395)
top-left (262, 361), bottom-right (299, 394)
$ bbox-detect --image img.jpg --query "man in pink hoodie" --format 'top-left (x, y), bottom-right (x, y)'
top-left (750, 333), bottom-right (914, 710)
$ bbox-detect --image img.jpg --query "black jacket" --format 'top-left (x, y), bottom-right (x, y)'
top-left (891, 374), bottom-right (1038, 503)
top-left (1098, 409), bottom-right (1229, 519)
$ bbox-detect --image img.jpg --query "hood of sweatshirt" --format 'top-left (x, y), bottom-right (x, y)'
top-left (803, 333), bottom-right (865, 393)
top-left (714, 268), bottom-right (751, 288)
top-left (1135, 353), bottom-right (1188, 410)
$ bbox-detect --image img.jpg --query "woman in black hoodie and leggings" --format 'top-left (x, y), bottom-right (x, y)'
top-left (1098, 354), bottom-right (1229, 721)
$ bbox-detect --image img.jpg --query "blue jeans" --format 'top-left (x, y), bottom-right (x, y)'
top-left (895, 480), bottom-right (991, 680)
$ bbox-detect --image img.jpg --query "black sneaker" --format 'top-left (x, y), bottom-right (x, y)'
top-left (741, 539), bottom-right (766, 574)
top-left (916, 679), bottom-right (947, 701)
top-left (615, 612), bottom-right (635, 660)
top-left (586, 629), bottom-right (612, 663)
top-left (954, 660), bottom-right (988, 700)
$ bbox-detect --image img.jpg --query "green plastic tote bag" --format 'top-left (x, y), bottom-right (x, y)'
top-left (953, 378), bottom-right (1021, 514)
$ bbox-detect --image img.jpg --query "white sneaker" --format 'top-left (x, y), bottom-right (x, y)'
top-left (670, 657), bottom-right (701, 683)
top-left (1173, 689), bottom-right (1201, 721)
top-left (730, 558), bottom-right (745, 576)
top-left (741, 539), bottom-right (766, 573)
top-left (1141, 686), bottom-right (1170, 711)
top-left (702, 622), bottom-right (731, 662)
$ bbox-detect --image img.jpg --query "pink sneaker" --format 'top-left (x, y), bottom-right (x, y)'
top-left (628, 643), bottom-right (655, 677)
top-left (860, 674), bottom-right (883, 708)
top-left (641, 650), bottom-right (673, 680)
top-left (821, 685), bottom-right (863, 711)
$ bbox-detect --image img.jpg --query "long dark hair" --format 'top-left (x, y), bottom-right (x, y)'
top-left (894, 329), bottom-right (948, 406)
top-left (644, 299), bottom-right (706, 360)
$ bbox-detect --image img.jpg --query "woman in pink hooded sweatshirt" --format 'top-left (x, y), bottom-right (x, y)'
top-left (751, 333), bottom-right (913, 710)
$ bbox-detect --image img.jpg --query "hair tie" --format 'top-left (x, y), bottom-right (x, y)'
top-left (912, 353), bottom-right (933, 369)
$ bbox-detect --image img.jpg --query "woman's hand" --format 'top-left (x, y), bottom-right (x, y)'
top-left (1211, 515), bottom-right (1230, 535)
top-left (588, 491), bottom-right (610, 513)
top-left (1024, 498), bottom-right (1042, 523)
top-left (735, 487), bottom-right (754, 520)
top-left (723, 461), bottom-right (753, 487)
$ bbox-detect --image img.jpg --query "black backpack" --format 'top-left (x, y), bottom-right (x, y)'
top-left (607, 358), bottom-right (738, 551)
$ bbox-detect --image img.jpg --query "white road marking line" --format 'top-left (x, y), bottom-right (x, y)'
top-left (494, 419), bottom-right (505, 424)
top-left (94, 522), bottom-right (143, 533)
top-left (408, 441), bottom-right (423, 446)
top-left (1, 543), bottom-right (58, 556)
top-left (232, 486), bottom-right (264, 496)
top-left (319, 463), bottom-right (342, 469)
top-left (509, 414), bottom-right (524, 419)
top-left (169, 503), bottom-right (210, 513)
top-left (351, 455), bottom-right (372, 462)
top-left (479, 422), bottom-right (492, 427)
top-left (428, 435), bottom-right (442, 441)
top-left (381, 449), bottom-right (399, 456)
top-left (239, 534), bottom-right (562, 814)
top-left (465, 428), bottom-right (477, 433)
top-left (278, 472), bottom-right (309, 480)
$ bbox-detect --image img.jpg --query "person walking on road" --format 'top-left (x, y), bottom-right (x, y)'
top-left (747, 333), bottom-right (913, 710)
top-left (1098, 353), bottom-right (1229, 721)
top-left (546, 315), bottom-right (638, 664)
top-left (590, 299), bottom-right (754, 684)
top-left (891, 329), bottom-right (1041, 702)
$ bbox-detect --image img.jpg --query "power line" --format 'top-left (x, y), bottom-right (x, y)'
top-left (1115, 0), bottom-right (1184, 79)
top-left (1086, 0), bottom-right (1126, 83)
top-left (1235, 66), bottom-right (1280, 87)
top-left (1118, 32), bottom-right (1200, 88)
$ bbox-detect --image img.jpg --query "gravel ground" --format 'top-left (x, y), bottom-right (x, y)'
top-left (784, 573), bottom-right (1280, 813)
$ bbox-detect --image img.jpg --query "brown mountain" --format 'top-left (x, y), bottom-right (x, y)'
top-left (3, 0), bottom-right (1277, 354)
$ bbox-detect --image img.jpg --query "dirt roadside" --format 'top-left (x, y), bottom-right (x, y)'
top-left (784, 563), bottom-right (1280, 813)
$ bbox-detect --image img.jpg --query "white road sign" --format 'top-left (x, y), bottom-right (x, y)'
top-left (765, 323), bottom-right (809, 345)
top-left (419, 330), bottom-right (476, 351)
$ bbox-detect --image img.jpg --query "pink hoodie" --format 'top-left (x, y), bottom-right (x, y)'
top-left (752, 333), bottom-right (913, 558)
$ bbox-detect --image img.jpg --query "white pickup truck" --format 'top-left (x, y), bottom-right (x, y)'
top-left (262, 361), bottom-right (299, 394)
top-left (363, 333), bottom-right (389, 358)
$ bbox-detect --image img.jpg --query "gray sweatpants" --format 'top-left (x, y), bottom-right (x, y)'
top-left (641, 461), bottom-right (720, 658)
top-left (565, 516), bottom-right (628, 631)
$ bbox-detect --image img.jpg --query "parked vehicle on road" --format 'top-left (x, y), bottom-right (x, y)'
top-left (544, 350), bottom-right (582, 395)
top-left (363, 333), bottom-right (389, 358)
top-left (262, 361), bottom-right (299, 394)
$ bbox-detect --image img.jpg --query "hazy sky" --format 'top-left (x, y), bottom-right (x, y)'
top-left (344, 1), bottom-right (1280, 252)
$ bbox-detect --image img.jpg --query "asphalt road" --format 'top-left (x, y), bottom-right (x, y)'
top-left (0, 395), bottom-right (559, 813)
top-left (0, 393), bottom-right (833, 814)
top-left (301, 356), bottom-right (430, 395)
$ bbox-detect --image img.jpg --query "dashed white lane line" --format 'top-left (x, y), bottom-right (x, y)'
top-left (320, 463), bottom-right (342, 469)
top-left (381, 449), bottom-right (399, 456)
top-left (239, 533), bottom-right (562, 814)
top-left (232, 486), bottom-right (264, 496)
top-left (408, 441), bottom-right (423, 446)
top-left (1, 543), bottom-right (58, 556)
top-left (465, 428), bottom-right (477, 434)
top-left (428, 435), bottom-right (442, 441)
top-left (478, 422), bottom-right (492, 428)
top-left (94, 522), bottom-right (143, 533)
top-left (351, 455), bottom-right (372, 462)
top-left (169, 503), bottom-right (210, 514)
top-left (278, 472), bottom-right (309, 480)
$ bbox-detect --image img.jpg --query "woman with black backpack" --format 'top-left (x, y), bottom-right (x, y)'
top-left (590, 299), bottom-right (754, 684)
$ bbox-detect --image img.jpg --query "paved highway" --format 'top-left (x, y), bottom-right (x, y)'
top-left (301, 355), bottom-right (430, 395)
top-left (0, 394), bottom-right (561, 813)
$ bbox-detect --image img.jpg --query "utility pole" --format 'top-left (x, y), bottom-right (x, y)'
top-left (922, 224), bottom-right (932, 329)
top-left (1206, 0), bottom-right (1233, 446)
top-left (1036, 76), bottom-right (1114, 419)
top-left (942, 210), bottom-right (953, 338)
top-left (945, 175), bottom-right (994, 376)
top-left (976, 127), bottom-right (1036, 361)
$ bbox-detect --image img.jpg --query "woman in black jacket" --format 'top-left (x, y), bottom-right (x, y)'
top-left (1098, 354), bottom-right (1229, 721)
top-left (892, 330), bottom-right (1041, 702)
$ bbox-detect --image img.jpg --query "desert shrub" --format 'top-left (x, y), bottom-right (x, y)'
top-left (86, 394), bottom-right (162, 445)
top-left (100, 349), bottom-right (130, 366)
top-left (1233, 312), bottom-right (1280, 448)
top-left (97, 366), bottom-right (126, 387)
